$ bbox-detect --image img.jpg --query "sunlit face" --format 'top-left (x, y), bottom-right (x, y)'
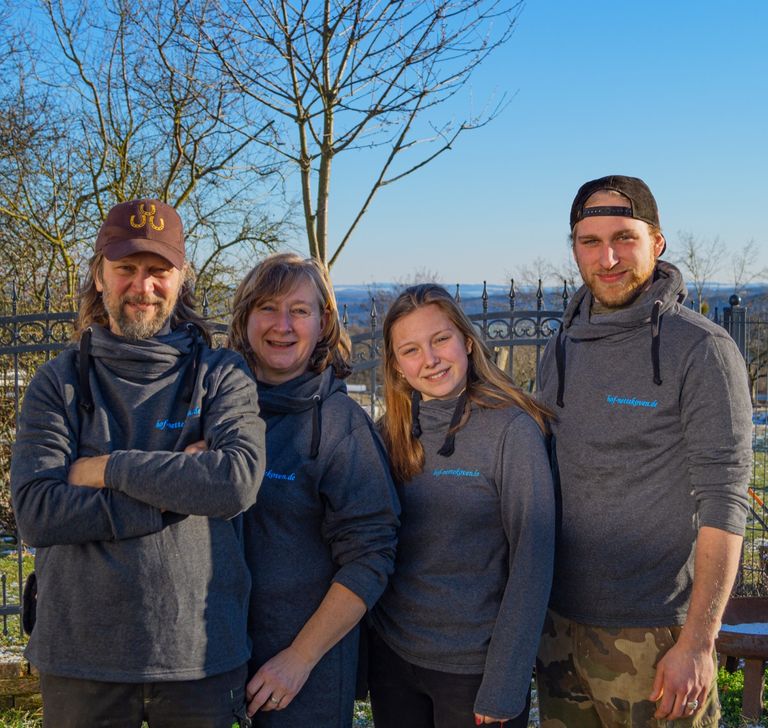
top-left (390, 303), bottom-right (471, 401)
top-left (95, 252), bottom-right (182, 339)
top-left (572, 191), bottom-right (665, 307)
top-left (246, 278), bottom-right (328, 385)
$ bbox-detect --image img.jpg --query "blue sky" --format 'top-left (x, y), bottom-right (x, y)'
top-left (316, 1), bottom-right (768, 287)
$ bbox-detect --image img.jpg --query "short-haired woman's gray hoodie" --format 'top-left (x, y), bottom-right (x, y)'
top-left (246, 367), bottom-right (399, 727)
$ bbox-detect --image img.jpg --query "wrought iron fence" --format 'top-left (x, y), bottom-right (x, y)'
top-left (728, 302), bottom-right (768, 597)
top-left (0, 284), bottom-right (765, 635)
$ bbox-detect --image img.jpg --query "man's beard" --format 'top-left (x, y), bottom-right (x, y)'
top-left (580, 260), bottom-right (656, 308)
top-left (104, 291), bottom-right (175, 340)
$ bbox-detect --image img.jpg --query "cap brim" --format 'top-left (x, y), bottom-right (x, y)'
top-left (100, 239), bottom-right (184, 269)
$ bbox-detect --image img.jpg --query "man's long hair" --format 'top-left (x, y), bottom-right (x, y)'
top-left (73, 252), bottom-right (211, 345)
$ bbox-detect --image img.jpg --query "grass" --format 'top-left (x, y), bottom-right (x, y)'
top-left (0, 710), bottom-right (41, 728)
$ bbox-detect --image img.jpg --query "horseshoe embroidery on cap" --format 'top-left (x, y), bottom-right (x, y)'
top-left (129, 203), bottom-right (165, 231)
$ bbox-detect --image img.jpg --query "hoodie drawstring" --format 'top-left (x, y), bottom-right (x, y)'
top-left (437, 390), bottom-right (469, 457)
top-left (651, 299), bottom-right (663, 386)
top-left (410, 390), bottom-right (422, 438)
top-left (555, 328), bottom-right (566, 408)
top-left (78, 327), bottom-right (94, 412)
top-left (310, 395), bottom-right (322, 458)
top-left (181, 324), bottom-right (201, 403)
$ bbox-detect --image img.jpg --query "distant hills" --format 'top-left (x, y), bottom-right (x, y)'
top-left (334, 281), bottom-right (768, 328)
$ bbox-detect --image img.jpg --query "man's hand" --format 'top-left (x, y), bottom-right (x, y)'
top-left (649, 639), bottom-right (713, 719)
top-left (649, 527), bottom-right (742, 719)
top-left (245, 646), bottom-right (314, 716)
top-left (67, 455), bottom-right (109, 489)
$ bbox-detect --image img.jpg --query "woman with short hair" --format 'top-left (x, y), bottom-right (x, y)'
top-left (228, 252), bottom-right (399, 727)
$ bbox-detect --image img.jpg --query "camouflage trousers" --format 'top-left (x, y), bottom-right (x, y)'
top-left (535, 610), bottom-right (719, 728)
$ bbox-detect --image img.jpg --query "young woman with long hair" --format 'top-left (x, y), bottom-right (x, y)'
top-left (368, 283), bottom-right (555, 728)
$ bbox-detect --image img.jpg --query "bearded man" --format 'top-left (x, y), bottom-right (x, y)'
top-left (535, 176), bottom-right (753, 728)
top-left (11, 199), bottom-right (265, 728)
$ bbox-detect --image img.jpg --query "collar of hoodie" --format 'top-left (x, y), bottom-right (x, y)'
top-left (78, 323), bottom-right (203, 412)
top-left (554, 260), bottom-right (687, 408)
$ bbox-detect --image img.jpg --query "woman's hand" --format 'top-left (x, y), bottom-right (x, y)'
top-left (245, 646), bottom-right (314, 716)
top-left (474, 714), bottom-right (510, 725)
top-left (244, 584), bottom-right (367, 716)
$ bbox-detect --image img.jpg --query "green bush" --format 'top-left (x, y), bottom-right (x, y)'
top-left (718, 665), bottom-right (768, 727)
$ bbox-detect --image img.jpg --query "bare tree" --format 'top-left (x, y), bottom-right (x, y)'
top-left (0, 0), bottom-right (288, 310)
top-left (732, 239), bottom-right (768, 295)
top-left (197, 0), bottom-right (521, 268)
top-left (675, 231), bottom-right (721, 314)
top-left (547, 253), bottom-right (581, 301)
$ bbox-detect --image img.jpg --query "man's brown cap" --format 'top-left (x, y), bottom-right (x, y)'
top-left (95, 199), bottom-right (185, 269)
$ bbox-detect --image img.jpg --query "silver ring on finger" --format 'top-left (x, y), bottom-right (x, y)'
top-left (686, 699), bottom-right (699, 712)
top-left (269, 696), bottom-right (281, 705)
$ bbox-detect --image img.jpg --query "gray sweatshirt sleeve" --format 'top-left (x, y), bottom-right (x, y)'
top-left (321, 418), bottom-right (400, 609)
top-left (11, 367), bottom-right (165, 547)
top-left (474, 414), bottom-right (555, 719)
top-left (681, 334), bottom-right (752, 534)
top-left (105, 358), bottom-right (265, 519)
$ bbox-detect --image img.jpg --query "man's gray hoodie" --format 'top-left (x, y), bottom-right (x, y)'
top-left (245, 367), bottom-right (399, 728)
top-left (11, 323), bottom-right (265, 681)
top-left (370, 398), bottom-right (554, 720)
top-left (537, 261), bottom-right (752, 627)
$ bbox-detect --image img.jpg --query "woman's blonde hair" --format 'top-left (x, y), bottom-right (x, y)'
top-left (380, 283), bottom-right (550, 483)
top-left (229, 252), bottom-right (352, 379)
top-left (73, 252), bottom-right (210, 344)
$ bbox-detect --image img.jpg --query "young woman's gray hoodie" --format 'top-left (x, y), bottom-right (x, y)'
top-left (11, 324), bottom-right (265, 681)
top-left (245, 367), bottom-right (399, 727)
top-left (537, 261), bottom-right (752, 627)
top-left (370, 398), bottom-right (555, 720)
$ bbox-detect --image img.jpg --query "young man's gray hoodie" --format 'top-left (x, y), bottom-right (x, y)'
top-left (11, 323), bottom-right (265, 681)
top-left (537, 260), bottom-right (752, 627)
top-left (370, 398), bottom-right (554, 720)
top-left (245, 367), bottom-right (399, 728)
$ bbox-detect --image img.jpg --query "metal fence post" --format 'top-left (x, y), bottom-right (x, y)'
top-left (723, 294), bottom-right (747, 358)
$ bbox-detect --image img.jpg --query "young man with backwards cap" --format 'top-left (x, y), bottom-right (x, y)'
top-left (535, 177), bottom-right (752, 727)
top-left (11, 199), bottom-right (265, 727)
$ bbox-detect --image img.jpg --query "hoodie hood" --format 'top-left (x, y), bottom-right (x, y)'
top-left (562, 260), bottom-right (687, 337)
top-left (257, 367), bottom-right (346, 457)
top-left (554, 260), bottom-right (687, 407)
top-left (78, 323), bottom-right (204, 411)
top-left (411, 391), bottom-right (470, 457)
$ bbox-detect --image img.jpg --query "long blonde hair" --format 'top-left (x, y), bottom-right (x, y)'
top-left (380, 284), bottom-right (550, 483)
top-left (228, 252), bottom-right (352, 379)
top-left (73, 252), bottom-right (211, 344)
